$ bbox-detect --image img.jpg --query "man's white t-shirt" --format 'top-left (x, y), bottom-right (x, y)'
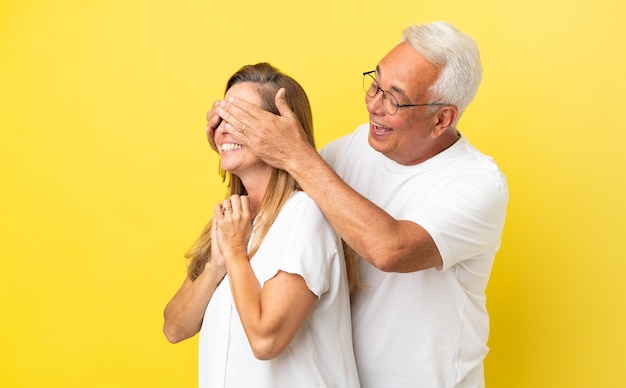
top-left (198, 191), bottom-right (360, 388)
top-left (321, 124), bottom-right (508, 388)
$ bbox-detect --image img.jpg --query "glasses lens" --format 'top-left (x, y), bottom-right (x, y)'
top-left (363, 74), bottom-right (377, 97)
top-left (362, 72), bottom-right (398, 115)
top-left (383, 92), bottom-right (399, 115)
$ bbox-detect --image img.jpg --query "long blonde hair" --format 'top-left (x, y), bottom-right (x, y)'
top-left (185, 63), bottom-right (359, 295)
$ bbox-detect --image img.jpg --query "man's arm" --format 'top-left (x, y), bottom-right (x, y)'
top-left (215, 90), bottom-right (442, 272)
top-left (288, 147), bottom-right (442, 273)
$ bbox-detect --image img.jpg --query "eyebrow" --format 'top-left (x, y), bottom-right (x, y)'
top-left (375, 65), bottom-right (409, 99)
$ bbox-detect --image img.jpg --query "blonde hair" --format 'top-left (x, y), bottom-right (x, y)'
top-left (185, 63), bottom-right (359, 295)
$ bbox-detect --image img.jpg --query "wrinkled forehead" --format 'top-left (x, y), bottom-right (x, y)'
top-left (376, 42), bottom-right (442, 95)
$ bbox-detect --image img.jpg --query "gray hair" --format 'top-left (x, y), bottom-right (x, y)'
top-left (401, 22), bottom-right (482, 123)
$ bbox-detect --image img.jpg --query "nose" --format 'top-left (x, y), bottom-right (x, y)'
top-left (215, 120), bottom-right (228, 135)
top-left (365, 90), bottom-right (385, 116)
top-left (214, 121), bottom-right (229, 146)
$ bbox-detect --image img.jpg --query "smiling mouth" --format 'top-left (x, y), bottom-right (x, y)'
top-left (221, 143), bottom-right (243, 152)
top-left (371, 121), bottom-right (392, 135)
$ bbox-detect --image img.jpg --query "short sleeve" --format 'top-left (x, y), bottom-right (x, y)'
top-left (252, 192), bottom-right (340, 297)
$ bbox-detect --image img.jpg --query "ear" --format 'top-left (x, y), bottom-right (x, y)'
top-left (431, 106), bottom-right (458, 138)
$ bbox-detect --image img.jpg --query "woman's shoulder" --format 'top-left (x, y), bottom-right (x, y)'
top-left (284, 191), bottom-right (317, 210)
top-left (278, 192), bottom-right (332, 232)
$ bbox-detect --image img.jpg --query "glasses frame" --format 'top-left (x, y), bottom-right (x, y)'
top-left (362, 71), bottom-right (448, 115)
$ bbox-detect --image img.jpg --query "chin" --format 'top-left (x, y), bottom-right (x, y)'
top-left (220, 162), bottom-right (236, 173)
top-left (367, 133), bottom-right (387, 152)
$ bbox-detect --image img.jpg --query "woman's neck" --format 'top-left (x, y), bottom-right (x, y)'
top-left (243, 185), bottom-right (266, 219)
top-left (237, 167), bottom-right (272, 218)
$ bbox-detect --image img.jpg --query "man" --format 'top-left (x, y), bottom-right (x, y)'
top-left (209, 21), bottom-right (508, 388)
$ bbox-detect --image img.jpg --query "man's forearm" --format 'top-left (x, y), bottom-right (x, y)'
top-left (286, 149), bottom-right (393, 266)
top-left (286, 148), bottom-right (441, 273)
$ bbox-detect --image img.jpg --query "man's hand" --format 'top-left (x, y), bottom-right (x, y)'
top-left (216, 88), bottom-right (313, 171)
top-left (205, 100), bottom-right (223, 153)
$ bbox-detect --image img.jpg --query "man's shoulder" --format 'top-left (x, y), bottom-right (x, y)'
top-left (320, 123), bottom-right (370, 162)
top-left (323, 123), bottom-right (368, 147)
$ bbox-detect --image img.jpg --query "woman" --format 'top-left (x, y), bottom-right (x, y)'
top-left (163, 63), bottom-right (360, 387)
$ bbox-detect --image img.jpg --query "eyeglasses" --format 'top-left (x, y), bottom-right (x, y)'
top-left (362, 71), bottom-right (447, 116)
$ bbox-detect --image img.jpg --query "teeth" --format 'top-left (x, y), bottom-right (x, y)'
top-left (221, 143), bottom-right (243, 152)
top-left (371, 121), bottom-right (390, 133)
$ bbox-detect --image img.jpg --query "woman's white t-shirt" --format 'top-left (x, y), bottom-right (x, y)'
top-left (198, 191), bottom-right (360, 388)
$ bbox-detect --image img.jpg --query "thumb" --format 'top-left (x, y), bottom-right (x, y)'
top-left (274, 88), bottom-right (293, 117)
top-left (212, 213), bottom-right (222, 244)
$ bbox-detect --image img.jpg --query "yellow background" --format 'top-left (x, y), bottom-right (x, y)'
top-left (1, 0), bottom-right (624, 387)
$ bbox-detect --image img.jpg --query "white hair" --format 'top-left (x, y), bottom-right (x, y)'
top-left (401, 22), bottom-right (483, 123)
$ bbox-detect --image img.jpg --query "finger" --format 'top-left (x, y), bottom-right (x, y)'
top-left (206, 123), bottom-right (218, 152)
top-left (217, 100), bottom-right (242, 132)
top-left (210, 216), bottom-right (226, 263)
top-left (218, 97), bottom-right (264, 135)
top-left (206, 100), bottom-right (221, 121)
top-left (226, 96), bottom-right (264, 121)
top-left (211, 212), bottom-right (225, 257)
top-left (206, 100), bottom-right (223, 151)
top-left (220, 199), bottom-right (233, 216)
top-left (214, 203), bottom-right (224, 224)
top-left (274, 88), bottom-right (294, 118)
top-left (211, 215), bottom-right (219, 239)
top-left (228, 194), bottom-right (242, 215)
top-left (239, 195), bottom-right (250, 217)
